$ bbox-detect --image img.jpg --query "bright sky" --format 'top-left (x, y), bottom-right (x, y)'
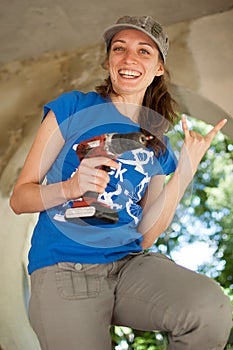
top-left (171, 241), bottom-right (216, 271)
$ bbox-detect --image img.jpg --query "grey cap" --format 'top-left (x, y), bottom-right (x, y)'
top-left (103, 15), bottom-right (169, 62)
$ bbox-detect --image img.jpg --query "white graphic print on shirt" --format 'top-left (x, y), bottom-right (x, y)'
top-left (53, 145), bottom-right (154, 225)
top-left (99, 148), bottom-right (154, 224)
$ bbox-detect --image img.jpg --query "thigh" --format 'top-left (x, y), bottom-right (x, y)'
top-left (112, 252), bottom-right (226, 332)
top-left (29, 262), bottom-right (115, 350)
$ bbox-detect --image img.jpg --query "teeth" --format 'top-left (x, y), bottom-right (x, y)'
top-left (119, 69), bottom-right (141, 77)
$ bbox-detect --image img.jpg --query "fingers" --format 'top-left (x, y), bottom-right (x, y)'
top-left (206, 118), bottom-right (227, 142)
top-left (78, 157), bottom-right (119, 194)
top-left (182, 115), bottom-right (227, 144)
top-left (181, 115), bottom-right (190, 139)
top-left (82, 156), bottom-right (119, 170)
top-left (189, 130), bottom-right (203, 141)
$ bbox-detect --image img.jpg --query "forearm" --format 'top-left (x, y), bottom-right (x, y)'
top-left (10, 156), bottom-right (119, 215)
top-left (10, 180), bottom-right (74, 215)
top-left (139, 167), bottom-right (191, 249)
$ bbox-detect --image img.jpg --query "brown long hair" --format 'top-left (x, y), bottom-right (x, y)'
top-left (95, 53), bottom-right (178, 155)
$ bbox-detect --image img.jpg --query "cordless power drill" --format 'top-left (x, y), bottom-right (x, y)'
top-left (65, 132), bottom-right (153, 224)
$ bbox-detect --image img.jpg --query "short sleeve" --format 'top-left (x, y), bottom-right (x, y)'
top-left (154, 136), bottom-right (177, 176)
top-left (43, 91), bottom-right (81, 140)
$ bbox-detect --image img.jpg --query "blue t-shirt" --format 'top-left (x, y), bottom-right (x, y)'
top-left (28, 91), bottom-right (177, 274)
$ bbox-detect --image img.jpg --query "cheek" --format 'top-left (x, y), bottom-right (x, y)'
top-left (108, 59), bottom-right (119, 78)
top-left (108, 56), bottom-right (118, 70)
top-left (150, 63), bottom-right (159, 73)
top-left (108, 65), bottom-right (117, 82)
top-left (146, 63), bottom-right (161, 81)
top-left (145, 64), bottom-right (157, 80)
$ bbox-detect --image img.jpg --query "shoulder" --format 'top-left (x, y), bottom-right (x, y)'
top-left (43, 90), bottom-right (105, 121)
top-left (49, 90), bottom-right (104, 110)
top-left (43, 91), bottom-right (106, 140)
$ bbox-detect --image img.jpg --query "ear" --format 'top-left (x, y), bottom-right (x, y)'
top-left (155, 63), bottom-right (164, 77)
top-left (103, 58), bottom-right (110, 71)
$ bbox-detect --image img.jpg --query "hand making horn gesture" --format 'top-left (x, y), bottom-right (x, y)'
top-left (179, 115), bottom-right (227, 179)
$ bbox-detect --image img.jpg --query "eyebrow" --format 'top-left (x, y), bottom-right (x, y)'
top-left (112, 39), bottom-right (154, 48)
top-left (138, 42), bottom-right (154, 48)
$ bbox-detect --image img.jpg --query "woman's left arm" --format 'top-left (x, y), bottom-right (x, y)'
top-left (139, 115), bottom-right (227, 249)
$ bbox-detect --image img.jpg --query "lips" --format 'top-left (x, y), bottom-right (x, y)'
top-left (118, 69), bottom-right (141, 79)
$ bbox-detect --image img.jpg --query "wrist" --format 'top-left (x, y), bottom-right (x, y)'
top-left (62, 180), bottom-right (69, 201)
top-left (62, 178), bottom-right (80, 201)
top-left (173, 165), bottom-right (193, 195)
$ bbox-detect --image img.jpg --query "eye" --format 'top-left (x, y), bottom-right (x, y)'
top-left (112, 46), bottom-right (125, 52)
top-left (139, 48), bottom-right (150, 55)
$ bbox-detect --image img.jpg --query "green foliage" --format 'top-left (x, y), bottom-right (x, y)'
top-left (111, 326), bottom-right (168, 349)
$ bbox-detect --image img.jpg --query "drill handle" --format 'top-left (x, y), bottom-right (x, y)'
top-left (81, 164), bottom-right (111, 204)
top-left (83, 191), bottom-right (99, 201)
top-left (101, 165), bottom-right (111, 172)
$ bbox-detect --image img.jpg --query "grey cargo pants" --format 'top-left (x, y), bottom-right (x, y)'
top-left (29, 252), bottom-right (232, 350)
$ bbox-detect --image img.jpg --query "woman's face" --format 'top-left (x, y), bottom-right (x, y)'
top-left (107, 29), bottom-right (164, 102)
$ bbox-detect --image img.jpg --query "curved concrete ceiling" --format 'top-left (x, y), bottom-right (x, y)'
top-left (1, 0), bottom-right (232, 63)
top-left (0, 1), bottom-right (232, 349)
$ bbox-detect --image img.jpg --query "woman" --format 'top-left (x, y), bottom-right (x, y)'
top-left (10, 15), bottom-right (232, 350)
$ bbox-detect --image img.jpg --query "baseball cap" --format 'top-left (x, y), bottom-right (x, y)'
top-left (103, 15), bottom-right (169, 62)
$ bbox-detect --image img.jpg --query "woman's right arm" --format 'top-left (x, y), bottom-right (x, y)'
top-left (10, 110), bottom-right (118, 214)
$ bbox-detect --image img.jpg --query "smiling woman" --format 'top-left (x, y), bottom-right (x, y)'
top-left (9, 14), bottom-right (232, 350)
top-left (96, 19), bottom-right (177, 153)
top-left (106, 29), bottom-right (164, 105)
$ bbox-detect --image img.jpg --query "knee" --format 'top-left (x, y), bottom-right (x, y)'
top-left (177, 276), bottom-right (232, 343)
top-left (169, 275), bottom-right (232, 343)
top-left (195, 278), bottom-right (232, 328)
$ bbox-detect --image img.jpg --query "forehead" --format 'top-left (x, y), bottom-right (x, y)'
top-left (112, 29), bottom-right (156, 47)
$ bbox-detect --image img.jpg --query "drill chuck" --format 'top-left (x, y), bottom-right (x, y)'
top-left (105, 132), bottom-right (153, 156)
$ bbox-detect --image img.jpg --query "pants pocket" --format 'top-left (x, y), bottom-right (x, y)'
top-left (55, 264), bottom-right (100, 300)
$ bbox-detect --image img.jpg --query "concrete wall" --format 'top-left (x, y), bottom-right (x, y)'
top-left (167, 9), bottom-right (233, 136)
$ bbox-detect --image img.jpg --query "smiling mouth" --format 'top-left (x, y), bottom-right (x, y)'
top-left (118, 69), bottom-right (141, 79)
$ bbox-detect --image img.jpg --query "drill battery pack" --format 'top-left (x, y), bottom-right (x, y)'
top-left (65, 191), bottom-right (119, 224)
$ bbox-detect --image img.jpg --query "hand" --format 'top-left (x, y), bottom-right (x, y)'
top-left (178, 115), bottom-right (227, 179)
top-left (65, 157), bottom-right (119, 200)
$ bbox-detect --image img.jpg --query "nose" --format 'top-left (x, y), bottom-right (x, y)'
top-left (123, 50), bottom-right (137, 64)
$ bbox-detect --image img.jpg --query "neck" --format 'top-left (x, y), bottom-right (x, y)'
top-left (109, 93), bottom-right (142, 123)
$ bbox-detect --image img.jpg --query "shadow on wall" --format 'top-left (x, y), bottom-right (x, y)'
top-left (0, 46), bottom-right (232, 350)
